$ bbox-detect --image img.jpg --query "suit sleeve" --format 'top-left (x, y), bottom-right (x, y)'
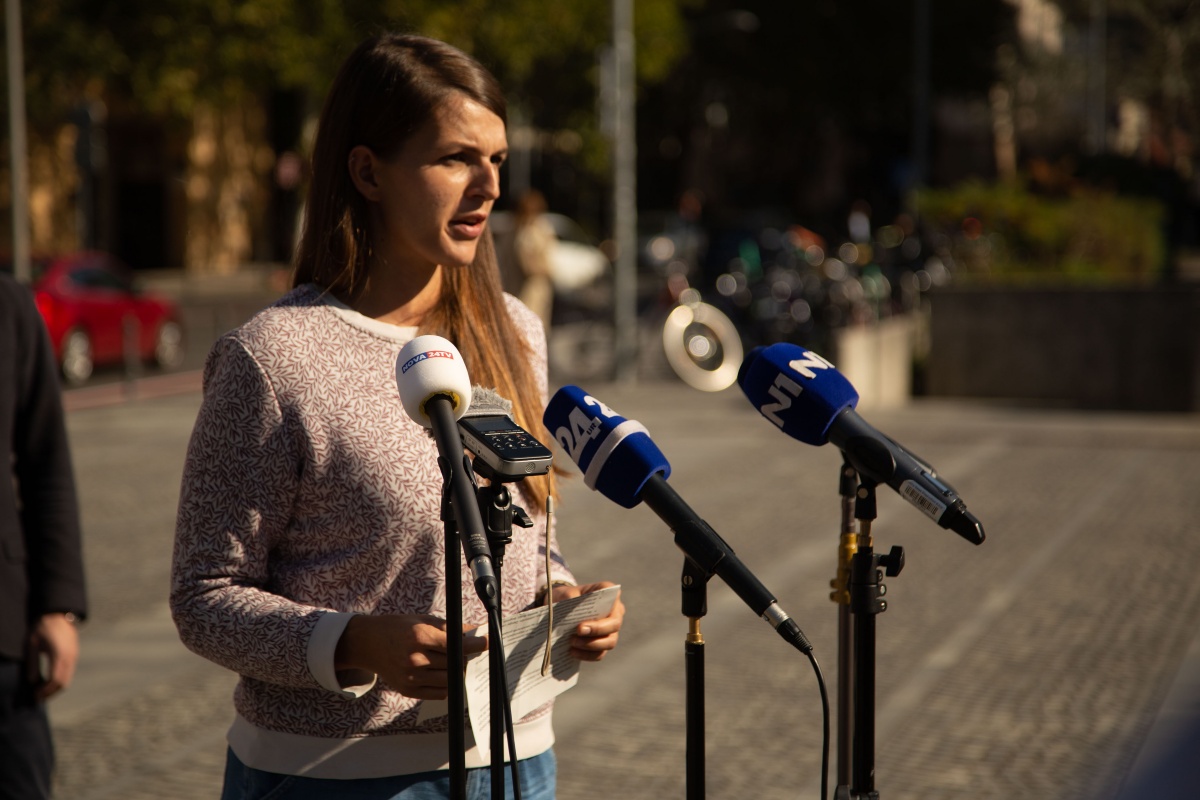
top-left (13, 284), bottom-right (87, 622)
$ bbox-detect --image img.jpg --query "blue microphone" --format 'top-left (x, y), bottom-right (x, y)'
top-left (542, 384), bottom-right (670, 509)
top-left (544, 386), bottom-right (813, 653)
top-left (738, 344), bottom-right (985, 545)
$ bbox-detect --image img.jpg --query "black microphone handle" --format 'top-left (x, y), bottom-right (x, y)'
top-left (639, 474), bottom-right (812, 654)
top-left (426, 394), bottom-right (499, 612)
top-left (828, 408), bottom-right (985, 545)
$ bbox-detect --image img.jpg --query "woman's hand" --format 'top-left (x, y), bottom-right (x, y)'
top-left (335, 614), bottom-right (487, 699)
top-left (550, 581), bottom-right (625, 662)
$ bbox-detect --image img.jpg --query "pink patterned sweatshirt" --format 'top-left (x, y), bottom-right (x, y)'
top-left (170, 284), bottom-right (574, 778)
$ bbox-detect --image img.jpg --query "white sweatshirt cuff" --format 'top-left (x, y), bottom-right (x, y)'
top-left (308, 611), bottom-right (377, 698)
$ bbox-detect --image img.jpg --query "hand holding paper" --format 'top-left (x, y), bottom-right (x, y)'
top-left (464, 585), bottom-right (621, 761)
top-left (545, 581), bottom-right (625, 662)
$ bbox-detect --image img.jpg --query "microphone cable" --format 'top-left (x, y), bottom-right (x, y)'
top-left (806, 648), bottom-right (831, 800)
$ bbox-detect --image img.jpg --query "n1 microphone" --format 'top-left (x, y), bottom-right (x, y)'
top-left (738, 343), bottom-right (985, 545)
top-left (396, 336), bottom-right (498, 610)
top-left (543, 386), bottom-right (813, 653)
top-left (459, 387), bottom-right (554, 481)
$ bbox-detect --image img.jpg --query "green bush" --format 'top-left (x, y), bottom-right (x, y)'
top-left (915, 179), bottom-right (1165, 286)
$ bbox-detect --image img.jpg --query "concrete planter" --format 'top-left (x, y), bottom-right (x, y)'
top-left (831, 315), bottom-right (916, 410)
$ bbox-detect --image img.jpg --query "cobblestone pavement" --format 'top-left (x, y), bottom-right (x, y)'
top-left (49, 372), bottom-right (1200, 799)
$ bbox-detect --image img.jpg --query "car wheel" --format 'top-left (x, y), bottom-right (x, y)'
top-left (152, 320), bottom-right (185, 370)
top-left (61, 328), bottom-right (94, 386)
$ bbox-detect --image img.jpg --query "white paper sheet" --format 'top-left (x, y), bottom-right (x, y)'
top-left (457, 585), bottom-right (620, 761)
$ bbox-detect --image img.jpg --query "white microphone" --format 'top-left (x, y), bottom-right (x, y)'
top-left (396, 335), bottom-right (473, 425)
top-left (395, 335), bottom-right (498, 610)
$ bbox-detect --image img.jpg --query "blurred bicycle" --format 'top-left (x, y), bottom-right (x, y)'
top-left (651, 259), bottom-right (743, 391)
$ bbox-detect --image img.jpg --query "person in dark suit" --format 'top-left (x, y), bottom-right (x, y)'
top-left (0, 270), bottom-right (88, 800)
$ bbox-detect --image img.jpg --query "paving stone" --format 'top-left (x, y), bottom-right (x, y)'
top-left (50, 376), bottom-right (1200, 799)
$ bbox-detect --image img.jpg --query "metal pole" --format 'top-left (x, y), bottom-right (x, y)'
top-left (5, 0), bottom-right (31, 284)
top-left (507, 103), bottom-right (532, 202)
top-left (612, 0), bottom-right (638, 382)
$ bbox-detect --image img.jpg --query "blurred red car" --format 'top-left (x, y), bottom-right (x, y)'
top-left (28, 251), bottom-right (185, 385)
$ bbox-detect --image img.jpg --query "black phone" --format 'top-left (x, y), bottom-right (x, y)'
top-left (458, 414), bottom-right (554, 478)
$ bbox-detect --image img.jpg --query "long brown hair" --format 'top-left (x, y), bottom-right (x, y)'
top-left (293, 33), bottom-right (556, 507)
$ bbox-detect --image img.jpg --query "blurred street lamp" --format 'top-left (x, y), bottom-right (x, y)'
top-left (609, 0), bottom-right (637, 382)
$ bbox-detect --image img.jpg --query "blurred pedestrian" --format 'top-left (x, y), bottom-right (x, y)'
top-left (171, 32), bottom-right (624, 800)
top-left (513, 188), bottom-right (556, 329)
top-left (0, 272), bottom-right (88, 800)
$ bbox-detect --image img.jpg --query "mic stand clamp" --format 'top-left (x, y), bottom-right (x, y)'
top-left (472, 458), bottom-right (537, 594)
top-left (473, 460), bottom-right (535, 800)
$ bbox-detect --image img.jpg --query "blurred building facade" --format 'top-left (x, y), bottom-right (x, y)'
top-left (1, 0), bottom-right (1195, 276)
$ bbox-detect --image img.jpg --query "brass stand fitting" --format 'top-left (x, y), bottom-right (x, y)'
top-left (829, 531), bottom-right (858, 605)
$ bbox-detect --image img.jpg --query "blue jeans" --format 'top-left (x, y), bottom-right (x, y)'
top-left (220, 747), bottom-right (556, 800)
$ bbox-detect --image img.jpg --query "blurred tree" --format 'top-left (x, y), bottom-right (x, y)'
top-left (8, 0), bottom-right (692, 270)
top-left (388, 0), bottom-right (696, 224)
top-left (23, 0), bottom-right (359, 121)
top-left (14, 0), bottom-right (370, 267)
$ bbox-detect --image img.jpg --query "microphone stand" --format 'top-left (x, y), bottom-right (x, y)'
top-left (681, 558), bottom-right (711, 800)
top-left (427, 396), bottom-right (500, 800)
top-left (831, 460), bottom-right (859, 790)
top-left (835, 480), bottom-right (905, 800)
top-left (475, 462), bottom-right (535, 800)
top-left (436, 460), bottom-right (469, 800)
